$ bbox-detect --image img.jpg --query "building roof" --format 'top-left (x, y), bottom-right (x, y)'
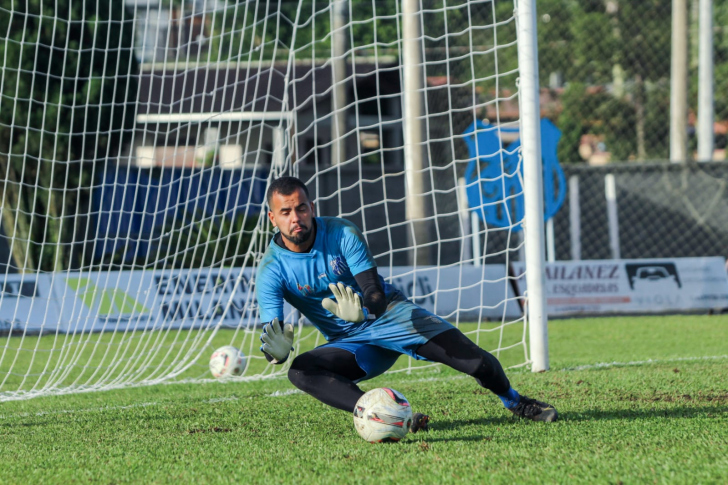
top-left (137, 60), bottom-right (402, 117)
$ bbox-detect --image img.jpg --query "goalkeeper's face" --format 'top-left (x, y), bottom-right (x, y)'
top-left (268, 188), bottom-right (316, 251)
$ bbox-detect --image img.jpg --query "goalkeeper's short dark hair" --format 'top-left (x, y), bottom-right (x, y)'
top-left (266, 176), bottom-right (310, 207)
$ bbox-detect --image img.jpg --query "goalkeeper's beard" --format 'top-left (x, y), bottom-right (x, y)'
top-left (282, 224), bottom-right (313, 245)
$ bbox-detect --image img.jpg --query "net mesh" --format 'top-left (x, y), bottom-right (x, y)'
top-left (0, 0), bottom-right (531, 401)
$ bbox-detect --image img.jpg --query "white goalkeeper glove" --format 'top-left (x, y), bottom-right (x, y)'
top-left (259, 318), bottom-right (294, 364)
top-left (321, 282), bottom-right (370, 323)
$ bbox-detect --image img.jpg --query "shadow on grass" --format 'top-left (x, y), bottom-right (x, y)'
top-left (426, 404), bottom-right (727, 431)
top-left (0, 408), bottom-right (187, 429)
top-left (557, 405), bottom-right (727, 422)
top-left (0, 420), bottom-right (51, 428)
top-left (4, 404), bottom-right (724, 435)
top-left (426, 415), bottom-right (514, 432)
top-left (407, 434), bottom-right (496, 444)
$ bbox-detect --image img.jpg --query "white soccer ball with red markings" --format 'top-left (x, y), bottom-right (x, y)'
top-left (209, 346), bottom-right (246, 378)
top-left (353, 388), bottom-right (413, 443)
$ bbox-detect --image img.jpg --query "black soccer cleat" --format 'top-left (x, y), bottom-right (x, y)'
top-left (409, 413), bottom-right (430, 433)
top-left (509, 396), bottom-right (558, 422)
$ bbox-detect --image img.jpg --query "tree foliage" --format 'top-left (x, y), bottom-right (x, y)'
top-left (539, 0), bottom-right (675, 162)
top-left (0, 1), bottom-right (138, 271)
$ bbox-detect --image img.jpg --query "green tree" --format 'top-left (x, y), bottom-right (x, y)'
top-left (594, 95), bottom-right (636, 161)
top-left (644, 81), bottom-right (670, 160)
top-left (0, 1), bottom-right (138, 271)
top-left (539, 0), bottom-right (672, 162)
top-left (695, 1), bottom-right (728, 131)
top-left (537, 0), bottom-right (576, 84)
top-left (614, 0), bottom-right (671, 160)
top-left (556, 83), bottom-right (622, 163)
top-left (556, 83), bottom-right (589, 163)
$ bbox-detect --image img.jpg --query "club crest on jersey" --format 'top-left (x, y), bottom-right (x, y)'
top-left (297, 283), bottom-right (314, 296)
top-left (329, 256), bottom-right (348, 276)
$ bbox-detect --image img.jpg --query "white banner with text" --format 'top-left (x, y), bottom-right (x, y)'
top-left (1, 265), bottom-right (522, 333)
top-left (512, 257), bottom-right (728, 316)
top-left (379, 265), bottom-right (522, 320)
top-left (53, 268), bottom-right (259, 333)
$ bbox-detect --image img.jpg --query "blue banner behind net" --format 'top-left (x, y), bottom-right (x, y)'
top-left (93, 165), bottom-right (268, 263)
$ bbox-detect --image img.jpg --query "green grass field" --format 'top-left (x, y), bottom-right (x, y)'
top-left (1, 314), bottom-right (727, 484)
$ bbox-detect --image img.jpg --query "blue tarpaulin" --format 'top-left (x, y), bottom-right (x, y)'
top-left (93, 165), bottom-right (268, 262)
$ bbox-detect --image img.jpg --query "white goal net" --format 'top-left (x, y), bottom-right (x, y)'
top-left (0, 0), bottom-right (540, 401)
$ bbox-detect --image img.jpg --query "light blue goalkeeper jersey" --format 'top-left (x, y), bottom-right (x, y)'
top-left (256, 217), bottom-right (398, 341)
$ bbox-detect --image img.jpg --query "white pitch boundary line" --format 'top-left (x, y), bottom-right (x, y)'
top-left (204, 396), bottom-right (241, 403)
top-left (268, 389), bottom-right (304, 397)
top-left (2, 355), bottom-right (725, 420)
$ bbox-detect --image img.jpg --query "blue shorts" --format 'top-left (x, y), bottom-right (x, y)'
top-left (320, 293), bottom-right (455, 382)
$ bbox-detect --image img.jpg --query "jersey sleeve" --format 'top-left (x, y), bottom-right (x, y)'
top-left (339, 219), bottom-right (376, 276)
top-left (255, 262), bottom-right (285, 323)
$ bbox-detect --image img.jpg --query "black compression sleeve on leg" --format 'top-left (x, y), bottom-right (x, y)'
top-left (416, 328), bottom-right (511, 395)
top-left (287, 347), bottom-right (367, 412)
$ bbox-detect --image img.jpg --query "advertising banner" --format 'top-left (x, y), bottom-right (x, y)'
top-left (54, 268), bottom-right (260, 333)
top-left (0, 273), bottom-right (59, 333)
top-left (2, 264), bottom-right (520, 334)
top-left (512, 257), bottom-right (728, 316)
top-left (379, 265), bottom-right (522, 320)
top-left (7, 258), bottom-right (724, 332)
top-left (40, 264), bottom-right (522, 333)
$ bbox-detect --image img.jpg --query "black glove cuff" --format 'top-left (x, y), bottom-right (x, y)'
top-left (262, 349), bottom-right (291, 365)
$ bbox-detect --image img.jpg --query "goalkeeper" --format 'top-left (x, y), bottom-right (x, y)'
top-left (257, 176), bottom-right (557, 430)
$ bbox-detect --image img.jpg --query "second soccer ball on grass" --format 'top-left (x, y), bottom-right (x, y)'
top-left (209, 346), bottom-right (246, 378)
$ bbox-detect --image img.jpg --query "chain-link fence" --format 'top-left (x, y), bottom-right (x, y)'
top-left (418, 0), bottom-right (728, 269)
top-left (1, 0), bottom-right (725, 272)
top-left (533, 1), bottom-right (728, 264)
top-left (537, 0), bottom-right (727, 164)
top-left (551, 161), bottom-right (728, 262)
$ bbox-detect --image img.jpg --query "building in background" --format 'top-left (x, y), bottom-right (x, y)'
top-left (125, 0), bottom-right (224, 63)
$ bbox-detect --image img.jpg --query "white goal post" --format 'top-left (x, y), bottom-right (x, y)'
top-left (516, 0), bottom-right (548, 372)
top-left (0, 0), bottom-right (546, 401)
